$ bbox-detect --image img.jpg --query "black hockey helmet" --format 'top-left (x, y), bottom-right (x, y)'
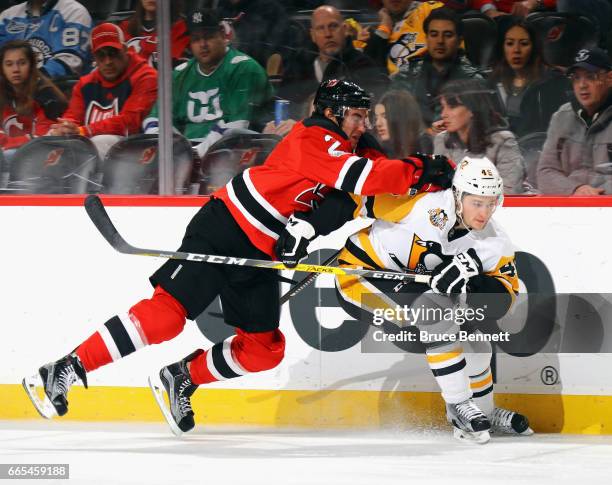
top-left (313, 79), bottom-right (371, 120)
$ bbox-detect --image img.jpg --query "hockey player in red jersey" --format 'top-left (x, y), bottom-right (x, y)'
top-left (23, 79), bottom-right (456, 435)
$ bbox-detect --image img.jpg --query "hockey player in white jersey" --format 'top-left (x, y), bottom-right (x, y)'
top-left (276, 156), bottom-right (534, 444)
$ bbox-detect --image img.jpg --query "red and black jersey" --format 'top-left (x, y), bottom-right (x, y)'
top-left (214, 115), bottom-right (425, 257)
top-left (0, 102), bottom-right (55, 150)
top-left (119, 18), bottom-right (189, 67)
top-left (62, 52), bottom-right (158, 137)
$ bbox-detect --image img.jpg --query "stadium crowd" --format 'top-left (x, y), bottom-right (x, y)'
top-left (0, 0), bottom-right (610, 195)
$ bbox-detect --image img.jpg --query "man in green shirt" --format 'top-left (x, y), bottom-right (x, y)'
top-left (143, 8), bottom-right (273, 158)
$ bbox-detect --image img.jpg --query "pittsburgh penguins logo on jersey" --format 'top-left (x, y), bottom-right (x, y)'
top-left (294, 182), bottom-right (326, 209)
top-left (428, 208), bottom-right (448, 230)
top-left (389, 32), bottom-right (421, 68)
top-left (85, 99), bottom-right (120, 125)
top-left (499, 260), bottom-right (517, 278)
top-left (405, 234), bottom-right (445, 273)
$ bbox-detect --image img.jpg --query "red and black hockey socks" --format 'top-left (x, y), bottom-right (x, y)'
top-left (189, 328), bottom-right (285, 385)
top-left (76, 286), bottom-right (188, 372)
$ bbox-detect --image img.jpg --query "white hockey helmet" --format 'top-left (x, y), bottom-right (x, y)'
top-left (452, 156), bottom-right (504, 216)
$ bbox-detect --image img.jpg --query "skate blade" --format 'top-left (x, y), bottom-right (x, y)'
top-left (147, 374), bottom-right (184, 437)
top-left (491, 426), bottom-right (535, 436)
top-left (453, 427), bottom-right (490, 444)
top-left (521, 427), bottom-right (535, 436)
top-left (22, 374), bottom-right (58, 419)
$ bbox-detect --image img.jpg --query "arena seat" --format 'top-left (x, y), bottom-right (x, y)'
top-left (526, 12), bottom-right (598, 67)
top-left (0, 0), bottom-right (18, 12)
top-left (460, 12), bottom-right (497, 70)
top-left (77, 0), bottom-right (135, 23)
top-left (53, 75), bottom-right (79, 101)
top-left (100, 133), bottom-right (194, 194)
top-left (3, 136), bottom-right (101, 194)
top-left (197, 133), bottom-right (282, 195)
top-left (518, 131), bottom-right (547, 190)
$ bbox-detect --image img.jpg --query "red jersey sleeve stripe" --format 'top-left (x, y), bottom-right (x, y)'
top-left (227, 172), bottom-right (285, 238)
top-left (243, 169), bottom-right (288, 225)
top-left (335, 156), bottom-right (367, 192)
top-left (354, 159), bottom-right (374, 195)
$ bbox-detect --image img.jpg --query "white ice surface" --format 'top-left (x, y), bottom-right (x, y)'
top-left (2, 421), bottom-right (612, 485)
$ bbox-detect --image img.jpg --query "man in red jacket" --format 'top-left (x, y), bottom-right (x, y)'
top-left (47, 22), bottom-right (158, 160)
top-left (24, 79), bottom-right (456, 436)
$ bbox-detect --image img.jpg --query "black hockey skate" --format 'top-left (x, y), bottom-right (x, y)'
top-left (149, 358), bottom-right (198, 436)
top-left (22, 353), bottom-right (88, 419)
top-left (490, 407), bottom-right (534, 436)
top-left (446, 399), bottom-right (491, 444)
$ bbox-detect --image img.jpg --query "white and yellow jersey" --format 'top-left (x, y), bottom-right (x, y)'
top-left (337, 189), bottom-right (519, 298)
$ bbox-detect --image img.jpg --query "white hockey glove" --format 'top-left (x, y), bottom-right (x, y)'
top-left (275, 213), bottom-right (316, 268)
top-left (430, 248), bottom-right (483, 294)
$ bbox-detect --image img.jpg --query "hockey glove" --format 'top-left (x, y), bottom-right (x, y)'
top-left (404, 154), bottom-right (455, 191)
top-left (275, 212), bottom-right (317, 268)
top-left (430, 248), bottom-right (483, 294)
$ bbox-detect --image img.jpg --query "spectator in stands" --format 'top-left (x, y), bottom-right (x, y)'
top-left (278, 5), bottom-right (388, 111)
top-left (218, 0), bottom-right (289, 69)
top-left (0, 40), bottom-right (67, 153)
top-left (489, 16), bottom-right (571, 138)
top-left (373, 89), bottom-right (433, 157)
top-left (434, 79), bottom-right (526, 193)
top-left (537, 48), bottom-right (612, 194)
top-left (47, 23), bottom-right (158, 160)
top-left (391, 7), bottom-right (483, 131)
top-left (363, 0), bottom-right (444, 74)
top-left (0, 0), bottom-right (92, 79)
top-left (119, 0), bottom-right (189, 69)
top-left (143, 8), bottom-right (273, 159)
top-left (474, 0), bottom-right (555, 17)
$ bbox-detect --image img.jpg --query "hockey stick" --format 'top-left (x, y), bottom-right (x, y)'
top-left (84, 195), bottom-right (431, 284)
top-left (279, 251), bottom-right (339, 304)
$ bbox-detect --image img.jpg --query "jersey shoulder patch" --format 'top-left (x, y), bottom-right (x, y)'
top-left (174, 61), bottom-right (189, 72)
top-left (231, 55), bottom-right (251, 64)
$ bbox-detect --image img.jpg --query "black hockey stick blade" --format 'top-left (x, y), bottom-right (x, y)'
top-left (84, 195), bottom-right (140, 255)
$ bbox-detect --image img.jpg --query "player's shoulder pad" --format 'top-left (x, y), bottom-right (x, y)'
top-left (302, 114), bottom-right (349, 140)
top-left (473, 222), bottom-right (515, 271)
top-left (356, 131), bottom-right (385, 154)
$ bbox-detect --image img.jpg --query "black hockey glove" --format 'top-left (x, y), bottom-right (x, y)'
top-left (275, 212), bottom-right (317, 268)
top-left (405, 154), bottom-right (455, 191)
top-left (430, 248), bottom-right (483, 294)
